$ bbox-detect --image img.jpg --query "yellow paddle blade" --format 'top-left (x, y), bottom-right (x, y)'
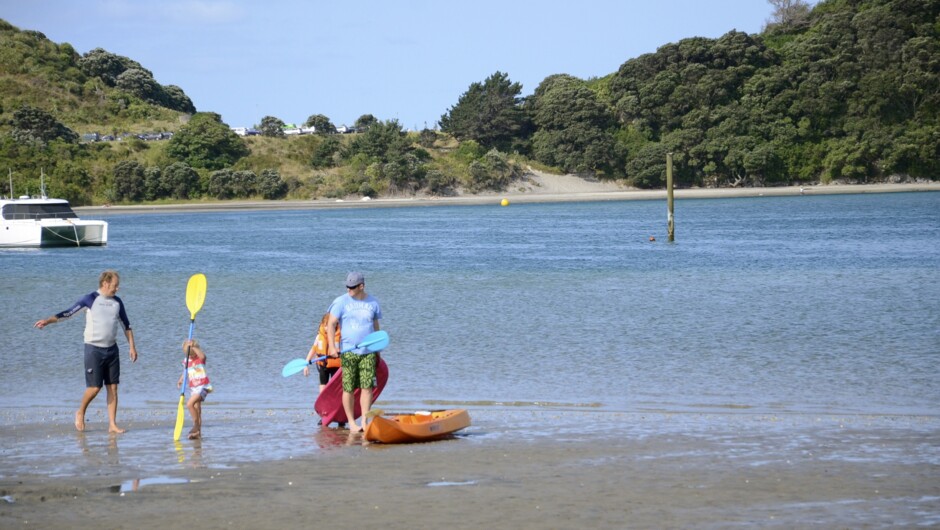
top-left (185, 273), bottom-right (207, 320)
top-left (173, 395), bottom-right (186, 441)
top-left (365, 408), bottom-right (385, 419)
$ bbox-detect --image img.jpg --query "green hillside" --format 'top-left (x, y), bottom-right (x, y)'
top-left (0, 22), bottom-right (189, 133)
top-left (0, 20), bottom-right (195, 204)
top-left (1, 0), bottom-right (937, 206)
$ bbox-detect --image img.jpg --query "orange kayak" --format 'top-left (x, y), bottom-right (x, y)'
top-left (364, 409), bottom-right (470, 444)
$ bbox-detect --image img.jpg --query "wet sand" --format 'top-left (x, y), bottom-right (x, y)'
top-left (75, 181), bottom-right (940, 216)
top-left (1, 409), bottom-right (938, 528)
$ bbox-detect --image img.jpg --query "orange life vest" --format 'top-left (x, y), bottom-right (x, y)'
top-left (312, 321), bottom-right (341, 369)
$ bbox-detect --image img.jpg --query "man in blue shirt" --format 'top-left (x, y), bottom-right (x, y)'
top-left (34, 270), bottom-right (139, 433)
top-left (326, 271), bottom-right (382, 433)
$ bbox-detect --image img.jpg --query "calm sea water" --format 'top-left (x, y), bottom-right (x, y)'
top-left (3, 192), bottom-right (939, 525)
top-left (2, 192), bottom-right (939, 417)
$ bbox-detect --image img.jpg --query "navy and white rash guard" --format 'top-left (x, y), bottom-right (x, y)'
top-left (55, 291), bottom-right (131, 347)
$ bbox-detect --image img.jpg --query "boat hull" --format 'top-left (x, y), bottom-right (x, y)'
top-left (364, 409), bottom-right (471, 444)
top-left (40, 221), bottom-right (108, 247)
top-left (1, 197), bottom-right (108, 248)
top-left (0, 221), bottom-right (108, 247)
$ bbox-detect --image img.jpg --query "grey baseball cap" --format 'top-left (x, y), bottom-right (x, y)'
top-left (345, 271), bottom-right (365, 288)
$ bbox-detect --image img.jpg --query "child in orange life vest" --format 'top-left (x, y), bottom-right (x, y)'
top-left (304, 313), bottom-right (342, 393)
top-left (304, 313), bottom-right (344, 426)
top-left (177, 339), bottom-right (212, 440)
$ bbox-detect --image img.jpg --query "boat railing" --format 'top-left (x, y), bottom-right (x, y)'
top-left (2, 211), bottom-right (78, 221)
top-left (2, 202), bottom-right (80, 221)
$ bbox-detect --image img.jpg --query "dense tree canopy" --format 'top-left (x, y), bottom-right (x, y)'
top-left (440, 71), bottom-right (530, 152)
top-left (259, 115), bottom-right (286, 137)
top-left (257, 168), bottom-right (288, 199)
top-left (311, 135), bottom-right (342, 168)
top-left (354, 114), bottom-right (377, 131)
top-left (78, 48), bottom-right (150, 87)
top-left (600, 0), bottom-right (940, 187)
top-left (344, 119), bottom-right (429, 193)
top-left (165, 112), bottom-right (248, 170)
top-left (346, 120), bottom-right (409, 163)
top-left (112, 160), bottom-right (145, 201)
top-left (305, 114), bottom-right (336, 134)
top-left (528, 74), bottom-right (617, 175)
top-left (163, 85), bottom-right (196, 114)
top-left (161, 162), bottom-right (200, 199)
top-left (78, 48), bottom-right (195, 113)
top-left (115, 68), bottom-right (162, 103)
top-left (9, 105), bottom-right (78, 146)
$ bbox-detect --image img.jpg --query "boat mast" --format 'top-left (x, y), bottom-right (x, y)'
top-left (7, 169), bottom-right (11, 200)
top-left (40, 168), bottom-right (47, 199)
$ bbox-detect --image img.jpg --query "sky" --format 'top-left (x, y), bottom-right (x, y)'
top-left (2, 1), bottom-right (793, 130)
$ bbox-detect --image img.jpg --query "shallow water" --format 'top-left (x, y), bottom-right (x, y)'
top-left (1, 192), bottom-right (939, 476)
top-left (2, 404), bottom-right (938, 478)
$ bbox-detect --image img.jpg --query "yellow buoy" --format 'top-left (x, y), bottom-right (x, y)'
top-left (500, 198), bottom-right (509, 206)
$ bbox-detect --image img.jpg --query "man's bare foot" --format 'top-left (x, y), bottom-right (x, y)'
top-left (188, 431), bottom-right (201, 440)
top-left (75, 411), bottom-right (85, 432)
top-left (108, 425), bottom-right (126, 434)
top-left (349, 423), bottom-right (363, 433)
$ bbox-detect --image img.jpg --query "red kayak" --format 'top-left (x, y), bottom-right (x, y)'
top-left (314, 357), bottom-right (388, 426)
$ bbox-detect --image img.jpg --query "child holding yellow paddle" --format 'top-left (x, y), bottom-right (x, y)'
top-left (173, 273), bottom-right (207, 441)
top-left (177, 339), bottom-right (212, 439)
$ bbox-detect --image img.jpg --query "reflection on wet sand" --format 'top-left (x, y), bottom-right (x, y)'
top-left (107, 433), bottom-right (119, 464)
top-left (76, 432), bottom-right (121, 467)
top-left (174, 439), bottom-right (204, 468)
top-left (313, 427), bottom-right (352, 449)
top-left (76, 432), bottom-right (93, 460)
top-left (311, 426), bottom-right (365, 449)
top-left (110, 476), bottom-right (190, 494)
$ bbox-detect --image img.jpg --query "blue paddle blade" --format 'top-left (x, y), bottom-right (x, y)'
top-left (356, 330), bottom-right (389, 352)
top-left (281, 358), bottom-right (311, 377)
top-left (283, 332), bottom-right (388, 377)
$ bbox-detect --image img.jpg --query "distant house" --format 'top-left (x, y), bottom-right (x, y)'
top-left (81, 132), bottom-right (100, 142)
top-left (336, 125), bottom-right (355, 134)
top-left (231, 127), bottom-right (248, 136)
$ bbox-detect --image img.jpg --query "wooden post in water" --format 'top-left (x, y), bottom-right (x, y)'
top-left (666, 152), bottom-right (675, 242)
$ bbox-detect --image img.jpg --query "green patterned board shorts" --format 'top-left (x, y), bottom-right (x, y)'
top-left (340, 352), bottom-right (377, 392)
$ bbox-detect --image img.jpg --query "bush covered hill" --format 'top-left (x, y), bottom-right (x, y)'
top-left (1, 0), bottom-right (937, 206)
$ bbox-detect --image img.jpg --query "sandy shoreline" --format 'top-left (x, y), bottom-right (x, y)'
top-left (75, 177), bottom-right (940, 216)
top-left (2, 409), bottom-right (938, 528)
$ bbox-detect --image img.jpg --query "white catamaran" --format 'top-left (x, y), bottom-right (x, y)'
top-left (1, 170), bottom-right (108, 248)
